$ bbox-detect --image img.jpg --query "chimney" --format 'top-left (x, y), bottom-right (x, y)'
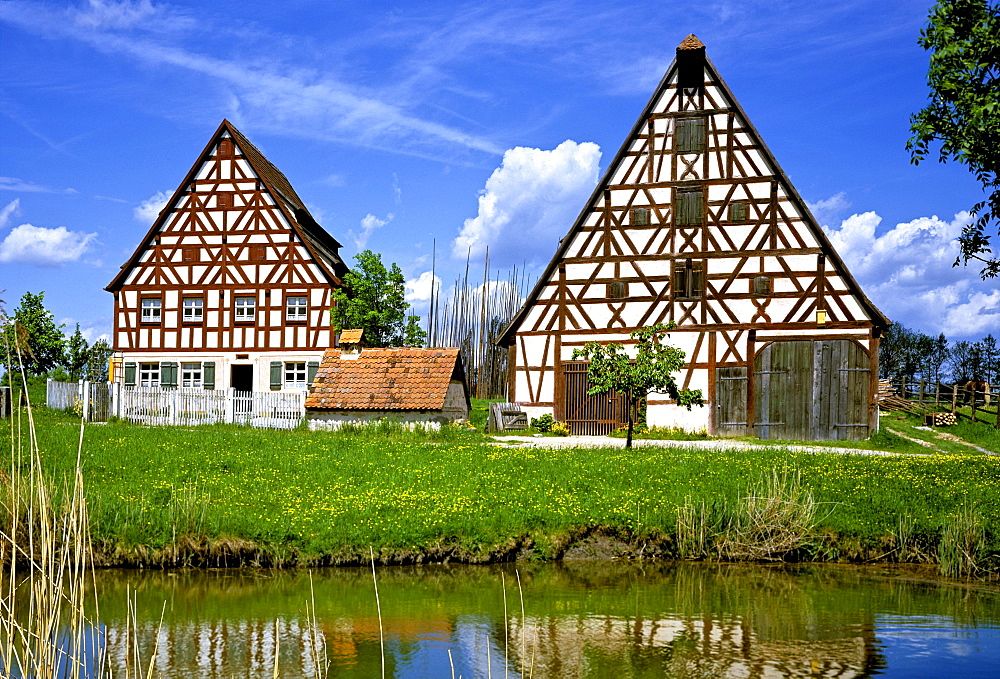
top-left (676, 34), bottom-right (706, 92)
top-left (339, 329), bottom-right (363, 360)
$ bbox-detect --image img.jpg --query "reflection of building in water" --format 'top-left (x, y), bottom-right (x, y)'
top-left (502, 614), bottom-right (882, 679)
top-left (99, 611), bottom-right (882, 678)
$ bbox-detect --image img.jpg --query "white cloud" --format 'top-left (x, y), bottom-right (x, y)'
top-left (392, 173), bottom-right (402, 204)
top-left (133, 190), bottom-right (170, 224)
top-left (71, 0), bottom-right (177, 31)
top-left (320, 173), bottom-right (346, 188)
top-left (806, 192), bottom-right (850, 226)
top-left (349, 212), bottom-right (393, 250)
top-left (405, 270), bottom-right (442, 315)
top-left (822, 210), bottom-right (999, 339)
top-left (0, 199), bottom-right (20, 229)
top-left (0, 223), bottom-right (97, 266)
top-left (0, 176), bottom-right (77, 194)
top-left (59, 317), bottom-right (111, 344)
top-left (452, 140), bottom-right (601, 266)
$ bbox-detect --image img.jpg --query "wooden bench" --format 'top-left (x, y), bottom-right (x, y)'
top-left (487, 402), bottom-right (528, 433)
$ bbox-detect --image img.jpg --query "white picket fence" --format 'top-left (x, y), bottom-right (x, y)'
top-left (47, 381), bottom-right (305, 430)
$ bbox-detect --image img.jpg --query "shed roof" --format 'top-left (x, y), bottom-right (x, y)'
top-left (305, 348), bottom-right (467, 411)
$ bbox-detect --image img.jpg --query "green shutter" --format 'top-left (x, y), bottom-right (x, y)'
top-left (307, 361), bottom-right (319, 387)
top-left (729, 201), bottom-right (749, 222)
top-left (676, 190), bottom-right (703, 226)
top-left (631, 208), bottom-right (649, 226)
top-left (124, 362), bottom-right (136, 387)
top-left (270, 362), bottom-right (282, 391)
top-left (161, 362), bottom-right (178, 388)
top-left (203, 361), bottom-right (215, 390)
top-left (676, 118), bottom-right (706, 153)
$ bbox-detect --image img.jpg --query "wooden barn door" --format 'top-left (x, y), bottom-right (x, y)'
top-left (562, 361), bottom-right (625, 435)
top-left (714, 367), bottom-right (748, 436)
top-left (754, 340), bottom-right (870, 441)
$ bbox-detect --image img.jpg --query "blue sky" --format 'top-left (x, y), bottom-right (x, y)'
top-left (1, 0), bottom-right (997, 343)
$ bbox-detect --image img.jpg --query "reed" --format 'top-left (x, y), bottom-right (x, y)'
top-left (428, 247), bottom-right (534, 399)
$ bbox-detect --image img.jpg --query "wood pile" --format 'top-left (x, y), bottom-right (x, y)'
top-left (878, 395), bottom-right (922, 415)
top-left (924, 412), bottom-right (957, 427)
top-left (877, 380), bottom-right (895, 399)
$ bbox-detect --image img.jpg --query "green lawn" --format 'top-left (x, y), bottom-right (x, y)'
top-left (5, 401), bottom-right (999, 571)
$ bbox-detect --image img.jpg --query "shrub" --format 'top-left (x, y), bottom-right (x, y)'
top-left (551, 421), bottom-right (570, 436)
top-left (531, 413), bottom-right (554, 432)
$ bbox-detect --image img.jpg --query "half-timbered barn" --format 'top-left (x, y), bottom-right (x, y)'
top-left (498, 36), bottom-right (889, 441)
top-left (106, 120), bottom-right (349, 393)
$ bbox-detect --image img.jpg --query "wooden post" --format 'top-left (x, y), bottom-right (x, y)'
top-left (971, 387), bottom-right (978, 422)
top-left (951, 383), bottom-right (958, 414)
top-left (918, 380), bottom-right (925, 413)
top-left (900, 376), bottom-right (906, 401)
top-left (934, 381), bottom-right (940, 407)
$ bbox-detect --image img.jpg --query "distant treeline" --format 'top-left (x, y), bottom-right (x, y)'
top-left (879, 324), bottom-right (998, 384)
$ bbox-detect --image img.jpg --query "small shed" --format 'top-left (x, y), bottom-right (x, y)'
top-left (305, 347), bottom-right (471, 430)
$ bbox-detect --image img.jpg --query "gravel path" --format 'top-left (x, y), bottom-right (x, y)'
top-left (490, 435), bottom-right (903, 456)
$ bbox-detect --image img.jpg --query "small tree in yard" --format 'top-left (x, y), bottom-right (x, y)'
top-left (64, 324), bottom-right (89, 381)
top-left (572, 323), bottom-right (703, 448)
top-left (331, 250), bottom-right (426, 347)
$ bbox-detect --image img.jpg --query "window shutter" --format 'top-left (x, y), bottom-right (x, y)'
top-left (607, 281), bottom-right (626, 299)
top-left (729, 201), bottom-right (749, 222)
top-left (676, 190), bottom-right (703, 226)
top-left (124, 362), bottom-right (136, 387)
top-left (676, 118), bottom-right (706, 153)
top-left (161, 362), bottom-right (178, 388)
top-left (203, 362), bottom-right (215, 390)
top-left (674, 267), bottom-right (688, 299)
top-left (307, 361), bottom-right (319, 386)
top-left (270, 362), bottom-right (282, 391)
top-left (631, 208), bottom-right (650, 226)
top-left (691, 263), bottom-right (704, 298)
top-left (753, 276), bottom-right (772, 296)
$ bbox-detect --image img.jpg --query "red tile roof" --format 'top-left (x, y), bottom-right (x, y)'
top-left (305, 348), bottom-right (466, 411)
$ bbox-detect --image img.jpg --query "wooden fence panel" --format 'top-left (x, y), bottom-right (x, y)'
top-left (562, 361), bottom-right (625, 435)
top-left (714, 366), bottom-right (747, 437)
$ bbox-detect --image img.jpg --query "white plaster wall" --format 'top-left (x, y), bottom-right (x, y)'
top-left (646, 403), bottom-right (709, 433)
top-left (307, 411), bottom-right (451, 431)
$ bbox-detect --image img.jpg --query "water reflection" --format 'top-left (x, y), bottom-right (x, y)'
top-left (28, 562), bottom-right (1000, 677)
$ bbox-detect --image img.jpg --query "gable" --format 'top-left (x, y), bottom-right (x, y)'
top-left (106, 120), bottom-right (347, 292)
top-left (500, 37), bottom-right (887, 344)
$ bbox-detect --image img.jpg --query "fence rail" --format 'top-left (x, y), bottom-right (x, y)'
top-left (882, 378), bottom-right (998, 429)
top-left (46, 380), bottom-right (305, 429)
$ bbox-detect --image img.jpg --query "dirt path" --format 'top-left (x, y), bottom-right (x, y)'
top-left (491, 435), bottom-right (901, 456)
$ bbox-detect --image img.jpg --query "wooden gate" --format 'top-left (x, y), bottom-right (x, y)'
top-left (562, 361), bottom-right (625, 435)
top-left (754, 340), bottom-right (870, 441)
top-left (714, 366), bottom-right (748, 436)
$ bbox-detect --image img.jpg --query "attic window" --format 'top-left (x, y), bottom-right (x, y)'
top-left (631, 208), bottom-right (650, 226)
top-left (607, 281), bottom-right (627, 299)
top-left (753, 275), bottom-right (772, 296)
top-left (217, 138), bottom-right (233, 156)
top-left (729, 201), bottom-right (750, 222)
top-left (217, 193), bottom-right (233, 209)
top-left (182, 247), bottom-right (197, 262)
top-left (250, 245), bottom-right (267, 262)
top-left (675, 189), bottom-right (704, 227)
top-left (673, 259), bottom-right (704, 301)
top-left (675, 118), bottom-right (706, 154)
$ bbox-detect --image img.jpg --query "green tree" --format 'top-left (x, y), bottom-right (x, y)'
top-left (64, 324), bottom-right (90, 381)
top-left (907, 0), bottom-right (1000, 278)
top-left (331, 250), bottom-right (427, 347)
top-left (571, 323), bottom-right (703, 448)
top-left (2, 291), bottom-right (65, 378)
top-left (87, 339), bottom-right (114, 382)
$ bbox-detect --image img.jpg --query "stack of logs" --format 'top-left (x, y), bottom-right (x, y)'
top-left (924, 412), bottom-right (957, 427)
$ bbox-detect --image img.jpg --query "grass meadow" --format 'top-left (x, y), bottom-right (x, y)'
top-left (4, 396), bottom-right (999, 572)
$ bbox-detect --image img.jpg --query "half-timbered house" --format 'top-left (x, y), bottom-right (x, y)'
top-left (498, 36), bottom-right (889, 441)
top-left (106, 120), bottom-right (348, 393)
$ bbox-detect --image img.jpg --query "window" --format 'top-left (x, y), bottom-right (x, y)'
top-left (673, 259), bottom-right (704, 300)
top-left (284, 362), bottom-right (307, 389)
top-left (250, 245), bottom-right (267, 262)
top-left (139, 363), bottom-right (160, 387)
top-left (181, 363), bottom-right (202, 388)
top-left (675, 117), bottom-right (706, 153)
top-left (675, 189), bottom-right (704, 227)
top-left (286, 296), bottom-right (307, 321)
top-left (631, 208), bottom-right (650, 226)
top-left (217, 193), bottom-right (232, 209)
top-left (728, 201), bottom-right (750, 222)
top-left (217, 138), bottom-right (233, 156)
top-left (234, 296), bottom-right (256, 321)
top-left (182, 298), bottom-right (203, 322)
top-left (753, 275), bottom-right (772, 296)
top-left (140, 299), bottom-right (161, 323)
top-left (607, 281), bottom-right (627, 299)
top-left (182, 247), bottom-right (197, 262)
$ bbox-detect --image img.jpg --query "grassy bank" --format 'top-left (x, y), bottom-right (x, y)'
top-left (4, 403), bottom-right (999, 575)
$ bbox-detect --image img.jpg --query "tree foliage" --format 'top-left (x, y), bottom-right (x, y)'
top-left (331, 250), bottom-right (427, 347)
top-left (2, 291), bottom-right (65, 378)
top-left (64, 324), bottom-right (90, 381)
top-left (571, 323), bottom-right (703, 448)
top-left (879, 322), bottom-right (998, 384)
top-left (907, 0), bottom-right (1000, 278)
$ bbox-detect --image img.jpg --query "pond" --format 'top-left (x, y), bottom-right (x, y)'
top-left (15, 561), bottom-right (1000, 677)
